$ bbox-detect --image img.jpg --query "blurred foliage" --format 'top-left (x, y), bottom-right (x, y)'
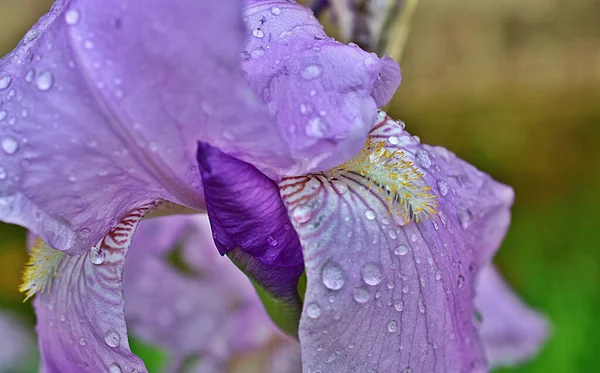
top-left (1, 0), bottom-right (599, 372)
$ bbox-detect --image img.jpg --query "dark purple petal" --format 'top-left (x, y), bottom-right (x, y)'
top-left (279, 112), bottom-right (513, 372)
top-left (197, 142), bottom-right (304, 309)
top-left (124, 215), bottom-right (286, 360)
top-left (33, 203), bottom-right (156, 373)
top-left (0, 311), bottom-right (32, 370)
top-left (242, 0), bottom-right (401, 174)
top-left (475, 265), bottom-right (549, 367)
top-left (0, 0), bottom-right (294, 255)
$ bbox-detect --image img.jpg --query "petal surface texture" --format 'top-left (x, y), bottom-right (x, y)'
top-left (123, 214), bottom-right (293, 363)
top-left (279, 113), bottom-right (514, 372)
top-left (242, 0), bottom-right (401, 174)
top-left (0, 0), bottom-right (292, 255)
top-left (475, 265), bottom-right (549, 368)
top-left (33, 203), bottom-right (155, 373)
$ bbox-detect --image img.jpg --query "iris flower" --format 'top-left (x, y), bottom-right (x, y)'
top-left (0, 0), bottom-right (546, 372)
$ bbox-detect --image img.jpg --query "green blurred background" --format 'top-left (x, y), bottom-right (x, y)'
top-left (1, 0), bottom-right (598, 372)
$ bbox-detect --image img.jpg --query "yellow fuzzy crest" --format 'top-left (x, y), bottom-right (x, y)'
top-left (20, 238), bottom-right (65, 301)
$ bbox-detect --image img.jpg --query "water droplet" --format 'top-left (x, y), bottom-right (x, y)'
top-left (79, 337), bottom-right (87, 346)
top-left (322, 261), bottom-right (345, 290)
top-left (251, 47), bottom-right (265, 58)
top-left (402, 285), bottom-right (409, 294)
top-left (418, 298), bottom-right (426, 313)
top-left (36, 71), bottom-right (54, 91)
top-left (353, 287), bottom-right (370, 303)
top-left (388, 136), bottom-right (399, 145)
top-left (387, 280), bottom-right (395, 289)
top-left (435, 269), bottom-right (442, 281)
top-left (267, 235), bottom-right (278, 247)
top-left (270, 6), bottom-right (281, 15)
top-left (458, 274), bottom-right (465, 288)
top-left (364, 56), bottom-right (378, 67)
top-left (301, 64), bottom-right (323, 80)
top-left (89, 246), bottom-right (105, 265)
top-left (388, 230), bottom-right (397, 239)
top-left (387, 320), bottom-right (398, 332)
top-left (0, 111), bottom-right (6, 122)
top-left (364, 210), bottom-right (376, 221)
top-left (292, 204), bottom-right (311, 223)
top-left (436, 179), bottom-right (449, 196)
top-left (108, 363), bottom-right (122, 373)
top-left (23, 29), bottom-right (39, 43)
top-left (1, 137), bottom-right (19, 155)
top-left (394, 244), bottom-right (409, 256)
top-left (0, 76), bottom-right (11, 90)
top-left (361, 263), bottom-right (383, 286)
top-left (305, 117), bottom-right (327, 138)
top-left (306, 302), bottom-right (321, 319)
top-left (104, 330), bottom-right (120, 347)
top-left (458, 208), bottom-right (473, 229)
top-left (410, 233), bottom-right (418, 242)
top-left (65, 9), bottom-right (80, 25)
top-left (252, 28), bottom-right (265, 38)
top-left (20, 108), bottom-right (28, 118)
top-left (393, 299), bottom-right (404, 312)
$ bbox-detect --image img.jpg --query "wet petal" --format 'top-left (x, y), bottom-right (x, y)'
top-left (33, 203), bottom-right (155, 373)
top-left (475, 265), bottom-right (549, 367)
top-left (242, 0), bottom-right (401, 174)
top-left (124, 215), bottom-right (284, 360)
top-left (197, 143), bottom-right (304, 334)
top-left (0, 311), bottom-right (32, 371)
top-left (0, 0), bottom-right (292, 255)
top-left (279, 113), bottom-right (513, 372)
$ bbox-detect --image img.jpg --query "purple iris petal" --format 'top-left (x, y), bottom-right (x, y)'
top-left (475, 265), bottom-right (549, 367)
top-left (197, 142), bottom-right (304, 323)
top-left (34, 203), bottom-right (155, 373)
top-left (242, 0), bottom-right (401, 174)
top-left (0, 0), bottom-right (294, 255)
top-left (279, 113), bottom-right (514, 372)
top-left (0, 311), bottom-right (32, 371)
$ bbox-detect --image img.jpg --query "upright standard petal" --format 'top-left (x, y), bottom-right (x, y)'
top-left (279, 112), bottom-right (513, 372)
top-left (32, 203), bottom-right (156, 373)
top-left (242, 0), bottom-right (401, 174)
top-left (0, 0), bottom-right (293, 255)
top-left (197, 142), bottom-right (304, 335)
top-left (475, 265), bottom-right (549, 368)
top-left (124, 215), bottom-right (288, 362)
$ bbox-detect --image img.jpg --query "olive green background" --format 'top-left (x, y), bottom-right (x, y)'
top-left (1, 0), bottom-right (599, 372)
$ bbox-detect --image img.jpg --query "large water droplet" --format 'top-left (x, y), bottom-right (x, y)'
top-left (305, 117), bottom-right (327, 138)
top-left (270, 6), bottom-right (281, 15)
top-left (104, 330), bottom-right (120, 347)
top-left (1, 137), bottom-right (19, 155)
top-left (393, 299), bottom-right (404, 312)
top-left (0, 76), bottom-right (11, 90)
top-left (306, 302), bottom-right (322, 319)
top-left (387, 320), bottom-right (398, 332)
top-left (437, 179), bottom-right (449, 196)
top-left (65, 9), bottom-right (80, 25)
top-left (36, 71), bottom-right (54, 91)
top-left (394, 244), bottom-right (409, 256)
top-left (322, 261), bottom-right (345, 290)
top-left (252, 28), bottom-right (265, 38)
top-left (89, 246), bottom-right (105, 265)
top-left (415, 150), bottom-right (431, 168)
top-left (301, 64), bottom-right (323, 80)
top-left (353, 287), bottom-right (370, 303)
top-left (292, 204), bottom-right (311, 223)
top-left (361, 263), bottom-right (383, 286)
top-left (23, 29), bottom-right (39, 43)
top-left (388, 136), bottom-right (399, 145)
top-left (365, 210), bottom-right (376, 221)
top-left (108, 363), bottom-right (122, 373)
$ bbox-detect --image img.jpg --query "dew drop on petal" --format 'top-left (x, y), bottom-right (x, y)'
top-left (64, 9), bottom-right (80, 25)
top-left (393, 299), bottom-right (404, 312)
top-left (437, 179), bottom-right (449, 196)
top-left (306, 302), bottom-right (321, 319)
top-left (1, 137), bottom-right (19, 155)
top-left (322, 261), bottom-right (345, 290)
top-left (394, 244), bottom-right (409, 256)
top-left (79, 337), bottom-right (86, 346)
top-left (108, 363), bottom-right (122, 373)
top-left (270, 6), bottom-right (281, 15)
top-left (364, 210), bottom-right (376, 221)
top-left (305, 117), bottom-right (327, 138)
top-left (458, 208), bottom-right (473, 229)
top-left (104, 330), bottom-right (120, 347)
top-left (36, 71), bottom-right (54, 91)
top-left (252, 28), bottom-right (265, 38)
top-left (353, 287), bottom-right (370, 303)
top-left (292, 204), bottom-right (311, 223)
top-left (89, 247), bottom-right (105, 265)
top-left (387, 320), bottom-right (398, 332)
top-left (435, 269), bottom-right (442, 281)
top-left (416, 149), bottom-right (432, 168)
top-left (0, 111), bottom-right (6, 122)
top-left (361, 263), bottom-right (383, 286)
top-left (301, 64), bottom-right (323, 80)
top-left (388, 136), bottom-right (399, 145)
top-left (23, 29), bottom-right (39, 43)
top-left (0, 76), bottom-right (11, 90)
